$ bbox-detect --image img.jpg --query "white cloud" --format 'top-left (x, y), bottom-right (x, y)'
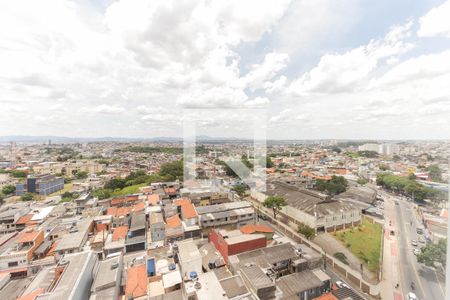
top-left (418, 0), bottom-right (450, 38)
top-left (288, 21), bottom-right (414, 95)
top-left (95, 104), bottom-right (126, 114)
top-left (241, 52), bottom-right (289, 91)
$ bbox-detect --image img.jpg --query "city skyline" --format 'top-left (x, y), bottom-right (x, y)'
top-left (1, 0), bottom-right (450, 139)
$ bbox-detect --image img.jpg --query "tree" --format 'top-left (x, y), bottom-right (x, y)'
top-left (378, 164), bottom-right (390, 171)
top-left (104, 178), bottom-right (126, 190)
top-left (263, 195), bottom-right (287, 219)
top-left (298, 223), bottom-right (316, 240)
top-left (159, 160), bottom-right (183, 181)
top-left (417, 239), bottom-right (447, 267)
top-left (232, 184), bottom-right (248, 197)
top-left (75, 171), bottom-right (88, 179)
top-left (1, 184), bottom-right (16, 195)
top-left (315, 176), bottom-right (348, 195)
top-left (426, 165), bottom-right (443, 182)
top-left (92, 188), bottom-right (112, 200)
top-left (21, 192), bottom-right (34, 201)
top-left (357, 178), bottom-right (368, 185)
top-left (331, 146), bottom-right (342, 153)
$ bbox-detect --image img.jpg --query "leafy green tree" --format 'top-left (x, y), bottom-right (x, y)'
top-left (159, 160), bottom-right (183, 181)
top-left (232, 184), bottom-right (248, 197)
top-left (263, 195), bottom-right (287, 219)
top-left (75, 171), bottom-right (88, 179)
top-left (315, 176), bottom-right (348, 195)
top-left (1, 184), bottom-right (16, 195)
top-left (104, 178), bottom-right (127, 190)
top-left (357, 178), bottom-right (368, 185)
top-left (10, 170), bottom-right (27, 178)
top-left (378, 164), bottom-right (390, 171)
top-left (331, 146), bottom-right (342, 153)
top-left (21, 192), bottom-right (34, 201)
top-left (298, 223), bottom-right (316, 240)
top-left (92, 188), bottom-right (112, 200)
top-left (426, 165), bottom-right (443, 182)
top-left (417, 239), bottom-right (447, 267)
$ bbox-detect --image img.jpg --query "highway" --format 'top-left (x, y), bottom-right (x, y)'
top-left (383, 191), bottom-right (445, 300)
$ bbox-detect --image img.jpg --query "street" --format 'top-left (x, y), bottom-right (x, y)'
top-left (382, 191), bottom-right (445, 300)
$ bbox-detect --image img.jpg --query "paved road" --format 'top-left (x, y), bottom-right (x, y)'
top-left (383, 191), bottom-right (445, 300)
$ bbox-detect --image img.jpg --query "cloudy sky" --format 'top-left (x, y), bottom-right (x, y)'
top-left (1, 0), bottom-right (450, 139)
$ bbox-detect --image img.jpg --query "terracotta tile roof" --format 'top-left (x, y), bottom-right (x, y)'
top-left (106, 207), bottom-right (118, 216)
top-left (125, 264), bottom-right (147, 299)
top-left (314, 292), bottom-right (338, 300)
top-left (15, 214), bottom-right (33, 225)
top-left (240, 224), bottom-right (274, 234)
top-left (111, 198), bottom-right (125, 206)
top-left (117, 207), bottom-right (132, 217)
top-left (112, 226), bottom-right (128, 241)
top-left (47, 241), bottom-right (59, 257)
top-left (17, 230), bottom-right (41, 244)
top-left (166, 215), bottom-right (181, 228)
top-left (133, 202), bottom-right (145, 212)
top-left (164, 187), bottom-right (176, 194)
top-left (174, 198), bottom-right (197, 219)
top-left (96, 223), bottom-right (108, 232)
top-left (126, 195), bottom-right (139, 202)
top-left (17, 288), bottom-right (45, 300)
top-left (147, 194), bottom-right (160, 205)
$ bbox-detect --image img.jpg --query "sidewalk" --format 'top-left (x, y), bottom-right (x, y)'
top-left (380, 195), bottom-right (403, 300)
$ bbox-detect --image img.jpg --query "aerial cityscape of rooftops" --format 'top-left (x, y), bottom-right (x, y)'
top-left (1, 0), bottom-right (450, 300)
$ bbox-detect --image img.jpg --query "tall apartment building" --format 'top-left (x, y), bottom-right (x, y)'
top-left (15, 174), bottom-right (64, 196)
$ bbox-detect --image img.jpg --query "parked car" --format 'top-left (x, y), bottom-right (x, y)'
top-left (335, 281), bottom-right (350, 289)
top-left (416, 228), bottom-right (423, 235)
top-left (413, 248), bottom-right (421, 255)
top-left (411, 240), bottom-right (418, 247)
top-left (418, 236), bottom-right (425, 244)
top-left (406, 292), bottom-right (418, 300)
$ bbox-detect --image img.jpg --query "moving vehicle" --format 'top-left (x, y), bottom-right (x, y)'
top-left (411, 240), bottom-right (418, 247)
top-left (335, 280), bottom-right (350, 289)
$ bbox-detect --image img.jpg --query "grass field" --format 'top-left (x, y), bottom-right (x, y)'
top-left (48, 183), bottom-right (74, 197)
top-left (333, 218), bottom-right (382, 272)
top-left (111, 183), bottom-right (147, 196)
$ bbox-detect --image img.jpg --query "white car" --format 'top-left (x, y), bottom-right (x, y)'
top-left (413, 248), bottom-right (421, 255)
top-left (411, 240), bottom-right (418, 247)
top-left (335, 280), bottom-right (350, 289)
top-left (406, 292), bottom-right (418, 300)
top-left (418, 236), bottom-right (425, 244)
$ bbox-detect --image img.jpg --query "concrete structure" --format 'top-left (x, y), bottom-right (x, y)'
top-left (208, 229), bottom-right (266, 263)
top-left (196, 201), bottom-right (255, 230)
top-left (149, 212), bottom-right (165, 243)
top-left (16, 174), bottom-right (64, 196)
top-left (176, 239), bottom-right (202, 279)
top-left (90, 255), bottom-right (122, 299)
top-left (252, 182), bottom-right (361, 232)
top-left (0, 230), bottom-right (44, 270)
top-left (35, 251), bottom-right (98, 300)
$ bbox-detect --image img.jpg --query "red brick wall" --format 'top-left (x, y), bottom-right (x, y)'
top-left (209, 230), bottom-right (266, 263)
top-left (208, 229), bottom-right (229, 262)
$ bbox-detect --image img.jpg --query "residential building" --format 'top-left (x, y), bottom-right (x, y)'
top-left (196, 201), bottom-right (255, 230)
top-left (0, 230), bottom-right (44, 270)
top-left (15, 174), bottom-right (64, 196)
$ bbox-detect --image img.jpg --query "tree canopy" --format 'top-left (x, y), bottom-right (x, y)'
top-left (376, 172), bottom-right (438, 201)
top-left (417, 239), bottom-right (446, 267)
top-left (426, 165), bottom-right (443, 182)
top-left (315, 175), bottom-right (348, 195)
top-left (1, 184), bottom-right (15, 195)
top-left (263, 195), bottom-right (287, 219)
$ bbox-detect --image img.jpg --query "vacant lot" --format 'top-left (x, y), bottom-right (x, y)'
top-left (333, 219), bottom-right (382, 273)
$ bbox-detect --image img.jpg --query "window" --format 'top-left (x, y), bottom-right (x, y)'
top-left (8, 261), bottom-right (18, 267)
